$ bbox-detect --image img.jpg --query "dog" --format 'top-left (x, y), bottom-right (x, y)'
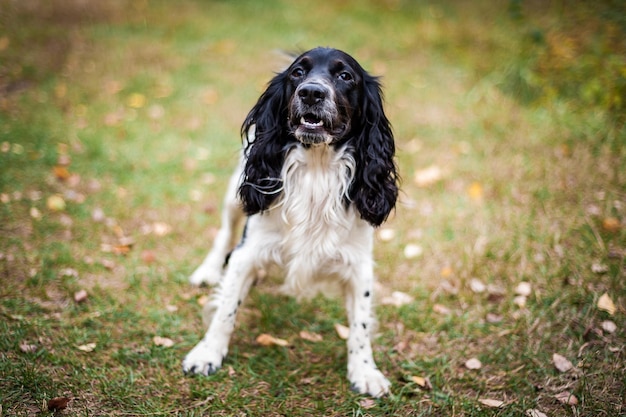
top-left (182, 47), bottom-right (398, 397)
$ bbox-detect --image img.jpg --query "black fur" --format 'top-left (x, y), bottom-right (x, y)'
top-left (238, 47), bottom-right (398, 227)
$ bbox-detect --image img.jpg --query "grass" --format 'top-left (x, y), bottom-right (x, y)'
top-left (1, 0), bottom-right (625, 416)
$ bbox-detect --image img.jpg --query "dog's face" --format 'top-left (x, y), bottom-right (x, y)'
top-left (286, 48), bottom-right (363, 145)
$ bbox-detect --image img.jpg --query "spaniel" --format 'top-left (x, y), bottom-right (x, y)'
top-left (182, 47), bottom-right (398, 397)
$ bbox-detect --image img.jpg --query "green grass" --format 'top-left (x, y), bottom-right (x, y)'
top-left (1, 0), bottom-right (625, 416)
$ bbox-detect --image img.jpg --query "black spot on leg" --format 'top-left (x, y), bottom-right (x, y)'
top-left (359, 345), bottom-right (364, 350)
top-left (362, 323), bottom-right (367, 330)
top-left (364, 291), bottom-right (370, 297)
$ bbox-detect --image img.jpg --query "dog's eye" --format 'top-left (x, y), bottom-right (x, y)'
top-left (291, 68), bottom-right (305, 78)
top-left (338, 71), bottom-right (353, 81)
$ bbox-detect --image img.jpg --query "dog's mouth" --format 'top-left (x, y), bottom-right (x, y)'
top-left (300, 113), bottom-right (324, 129)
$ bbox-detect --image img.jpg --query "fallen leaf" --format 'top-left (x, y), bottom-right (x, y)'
top-left (554, 391), bottom-right (578, 405)
top-left (403, 243), bottom-right (423, 259)
top-left (513, 295), bottom-right (527, 308)
top-left (256, 333), bottom-right (289, 347)
top-left (525, 409), bottom-right (548, 417)
top-left (381, 291), bottom-right (414, 307)
top-left (53, 165), bottom-right (71, 180)
top-left (359, 398), bottom-right (377, 409)
top-left (464, 357), bottom-right (482, 370)
top-left (77, 342), bottom-right (96, 352)
top-left (73, 289), bottom-right (88, 303)
top-left (467, 182), bottom-right (484, 202)
top-left (30, 207), bottom-right (42, 220)
top-left (602, 217), bottom-right (621, 233)
top-left (597, 293), bottom-right (616, 315)
top-left (414, 165), bottom-right (443, 187)
top-left (127, 93), bottom-right (146, 108)
top-left (433, 303), bottom-right (451, 315)
top-left (47, 397), bottom-right (71, 411)
top-left (592, 263), bottom-right (609, 274)
top-left (552, 353), bottom-right (573, 373)
top-left (299, 330), bottom-right (323, 342)
top-left (515, 281), bottom-right (532, 296)
top-left (411, 375), bottom-right (432, 390)
top-left (486, 313), bottom-right (503, 323)
top-left (152, 222), bottom-right (172, 236)
top-left (19, 342), bottom-right (37, 353)
top-left (334, 323), bottom-right (350, 340)
top-left (478, 398), bottom-right (504, 408)
top-left (601, 320), bottom-right (617, 333)
top-left (377, 228), bottom-right (395, 241)
top-left (469, 278), bottom-right (486, 293)
top-left (141, 250), bottom-right (156, 264)
top-left (46, 195), bottom-right (66, 211)
top-left (227, 365), bottom-right (236, 377)
top-left (153, 336), bottom-right (174, 348)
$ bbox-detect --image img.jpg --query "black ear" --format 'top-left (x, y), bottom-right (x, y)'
top-left (238, 71), bottom-right (293, 215)
top-left (350, 74), bottom-right (399, 227)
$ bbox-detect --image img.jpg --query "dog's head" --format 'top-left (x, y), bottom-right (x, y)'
top-left (240, 47), bottom-right (398, 226)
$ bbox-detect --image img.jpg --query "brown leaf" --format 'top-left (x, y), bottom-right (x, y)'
top-left (554, 391), bottom-right (578, 405)
top-left (552, 353), bottom-right (573, 373)
top-left (53, 165), bottom-right (71, 180)
top-left (256, 333), bottom-right (289, 347)
top-left (47, 397), bottom-right (71, 411)
top-left (602, 217), bottom-right (621, 233)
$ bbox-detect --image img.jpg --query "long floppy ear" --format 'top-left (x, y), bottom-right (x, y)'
top-left (350, 74), bottom-right (399, 227)
top-left (238, 71), bottom-right (293, 215)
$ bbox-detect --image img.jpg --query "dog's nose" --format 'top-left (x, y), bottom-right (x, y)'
top-left (298, 83), bottom-right (326, 106)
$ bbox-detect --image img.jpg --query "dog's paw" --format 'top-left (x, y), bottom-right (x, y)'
top-left (348, 366), bottom-right (391, 398)
top-left (189, 259), bottom-right (223, 286)
top-left (182, 341), bottom-right (226, 376)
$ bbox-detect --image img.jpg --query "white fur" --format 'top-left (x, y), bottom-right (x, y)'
top-left (183, 143), bottom-right (391, 398)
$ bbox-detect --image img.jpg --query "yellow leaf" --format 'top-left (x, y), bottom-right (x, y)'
top-left (467, 182), bottom-right (484, 201)
top-left (597, 293), bottom-right (616, 315)
top-left (46, 195), bottom-right (66, 211)
top-left (127, 93), bottom-right (146, 108)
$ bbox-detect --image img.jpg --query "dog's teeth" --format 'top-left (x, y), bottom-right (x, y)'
top-left (300, 117), bottom-right (323, 127)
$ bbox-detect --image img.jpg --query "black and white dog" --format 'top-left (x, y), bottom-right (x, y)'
top-left (182, 47), bottom-right (398, 397)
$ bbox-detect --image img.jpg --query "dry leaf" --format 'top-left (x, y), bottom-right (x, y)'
top-left (592, 263), bottom-right (609, 274)
top-left (141, 250), bottom-right (156, 264)
top-left (403, 244), bottom-right (423, 259)
top-left (552, 353), bottom-right (573, 373)
top-left (46, 195), bottom-right (66, 211)
top-left (19, 342), bottom-right (37, 353)
top-left (256, 333), bottom-right (289, 347)
top-left (152, 222), bottom-right (172, 236)
top-left (513, 295), bottom-right (527, 308)
top-left (299, 330), bottom-right (323, 343)
top-left (478, 398), bottom-right (504, 408)
top-left (153, 336), bottom-right (174, 348)
top-left (53, 165), bottom-right (71, 180)
top-left (601, 320), bottom-right (617, 333)
top-left (525, 409), bottom-right (548, 417)
top-left (73, 289), bottom-right (88, 303)
top-left (486, 313), bottom-right (503, 323)
top-left (334, 323), bottom-right (350, 340)
top-left (377, 228), bottom-right (395, 241)
top-left (464, 357), bottom-right (482, 370)
top-left (411, 375), bottom-right (432, 390)
top-left (227, 365), bottom-right (236, 377)
top-left (597, 293), bottom-right (616, 315)
top-left (414, 165), bottom-right (443, 187)
top-left (359, 398), bottom-right (377, 409)
top-left (381, 291), bottom-right (414, 307)
top-left (433, 304), bottom-right (451, 315)
top-left (467, 182), bottom-right (484, 202)
top-left (47, 397), bottom-right (70, 411)
top-left (127, 93), bottom-right (146, 108)
top-left (602, 217), bottom-right (621, 233)
top-left (554, 391), bottom-right (578, 405)
top-left (515, 282), bottom-right (532, 296)
top-left (77, 342), bottom-right (96, 352)
top-left (469, 278), bottom-right (486, 293)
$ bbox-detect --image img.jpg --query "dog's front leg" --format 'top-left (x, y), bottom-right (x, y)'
top-left (183, 242), bottom-right (256, 376)
top-left (344, 262), bottom-right (391, 397)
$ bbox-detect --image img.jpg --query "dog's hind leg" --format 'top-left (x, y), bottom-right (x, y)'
top-left (189, 159), bottom-right (245, 286)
